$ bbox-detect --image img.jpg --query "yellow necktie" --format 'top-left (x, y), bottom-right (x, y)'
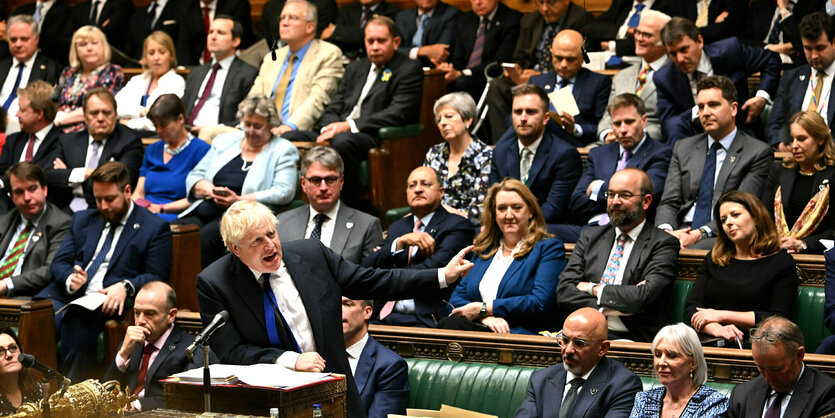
top-left (273, 54), bottom-right (297, 111)
top-left (808, 71), bottom-right (825, 112)
top-left (695, 0), bottom-right (709, 28)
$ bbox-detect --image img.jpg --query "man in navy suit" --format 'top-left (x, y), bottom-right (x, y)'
top-left (552, 93), bottom-right (671, 243)
top-left (395, 0), bottom-right (460, 67)
top-left (37, 161), bottom-right (172, 382)
top-left (13, 0), bottom-right (71, 65)
top-left (322, 0), bottom-right (398, 59)
top-left (515, 307), bottom-right (642, 417)
top-left (768, 12), bottom-right (835, 150)
top-left (342, 297), bottom-right (408, 418)
top-left (670, 0), bottom-right (746, 44)
top-left (655, 17), bottom-right (782, 144)
top-left (489, 84), bottom-right (582, 224)
top-left (528, 30), bottom-right (611, 146)
top-left (817, 247), bottom-right (835, 354)
top-left (362, 166), bottom-right (473, 327)
top-left (105, 282), bottom-right (214, 412)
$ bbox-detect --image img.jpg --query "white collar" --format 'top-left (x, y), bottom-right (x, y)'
top-left (345, 332), bottom-right (369, 360)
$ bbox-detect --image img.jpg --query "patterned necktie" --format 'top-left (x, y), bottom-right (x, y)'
top-left (626, 3), bottom-right (645, 28)
top-left (559, 378), bottom-right (585, 418)
top-left (520, 147), bottom-right (533, 184)
top-left (412, 13), bottom-right (429, 47)
top-left (764, 392), bottom-right (787, 418)
top-left (692, 141), bottom-right (722, 229)
top-left (808, 71), bottom-right (825, 112)
top-left (601, 234), bottom-right (627, 285)
top-left (467, 18), bottom-right (488, 69)
top-left (360, 6), bottom-right (372, 28)
top-left (767, 12), bottom-right (783, 45)
top-left (24, 135), bottom-right (35, 162)
top-left (86, 223), bottom-right (117, 278)
top-left (202, 6), bottom-right (212, 63)
top-left (636, 64), bottom-right (651, 95)
top-left (3, 63), bottom-right (24, 111)
top-left (310, 213), bottom-right (327, 241)
top-left (134, 343), bottom-right (157, 396)
top-left (187, 63), bottom-right (221, 125)
top-left (0, 222), bottom-right (32, 279)
top-left (695, 0), bottom-right (709, 28)
top-left (261, 273), bottom-right (300, 352)
top-left (536, 24), bottom-right (557, 72)
top-left (273, 54), bottom-right (297, 113)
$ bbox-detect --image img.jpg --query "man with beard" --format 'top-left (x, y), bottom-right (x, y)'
top-left (515, 307), bottom-right (642, 417)
top-left (37, 161), bottom-right (172, 382)
top-left (556, 168), bottom-right (679, 342)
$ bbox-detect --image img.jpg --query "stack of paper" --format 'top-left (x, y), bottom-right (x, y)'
top-left (170, 365), bottom-right (242, 384)
top-left (170, 364), bottom-right (331, 389)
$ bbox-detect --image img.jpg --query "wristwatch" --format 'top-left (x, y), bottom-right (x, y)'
top-left (698, 226), bottom-right (710, 240)
top-left (478, 302), bottom-right (488, 318)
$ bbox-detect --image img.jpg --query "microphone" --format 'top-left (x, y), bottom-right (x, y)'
top-left (186, 311), bottom-right (229, 358)
top-left (18, 353), bottom-right (70, 384)
top-left (581, 39), bottom-right (591, 64)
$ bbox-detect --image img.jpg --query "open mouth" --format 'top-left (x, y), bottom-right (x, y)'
top-left (264, 253), bottom-right (277, 262)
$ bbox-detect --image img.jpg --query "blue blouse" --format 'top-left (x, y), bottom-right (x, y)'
top-left (140, 138), bottom-right (210, 221)
top-left (630, 385), bottom-right (728, 418)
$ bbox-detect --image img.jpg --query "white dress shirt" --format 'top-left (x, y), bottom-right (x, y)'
top-left (562, 364), bottom-right (596, 401)
top-left (114, 324), bottom-right (174, 411)
top-left (801, 59), bottom-right (835, 124)
top-left (65, 202), bottom-right (134, 295)
top-left (346, 332), bottom-right (369, 376)
top-left (0, 53), bottom-right (39, 134)
top-left (478, 240), bottom-right (521, 303)
top-left (17, 123), bottom-right (54, 163)
top-left (761, 364), bottom-right (804, 418)
top-left (304, 201), bottom-right (341, 248)
top-left (390, 211), bottom-right (435, 314)
top-left (191, 54), bottom-right (235, 128)
top-left (597, 220), bottom-right (645, 332)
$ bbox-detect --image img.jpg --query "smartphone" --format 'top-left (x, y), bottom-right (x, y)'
top-left (213, 188), bottom-right (230, 197)
top-left (501, 62), bottom-right (516, 70)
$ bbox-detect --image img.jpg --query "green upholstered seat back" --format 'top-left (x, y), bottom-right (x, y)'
top-left (405, 358), bottom-right (534, 418)
top-left (670, 280), bottom-right (695, 325)
top-left (794, 285), bottom-right (832, 350)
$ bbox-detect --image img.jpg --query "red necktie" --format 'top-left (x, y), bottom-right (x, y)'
top-left (134, 344), bottom-right (157, 396)
top-left (202, 7), bottom-right (211, 63)
top-left (24, 135), bottom-right (35, 162)
top-left (187, 63), bottom-right (221, 125)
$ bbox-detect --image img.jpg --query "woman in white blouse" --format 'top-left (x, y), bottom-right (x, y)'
top-left (441, 178), bottom-right (567, 334)
top-left (115, 31), bottom-right (185, 132)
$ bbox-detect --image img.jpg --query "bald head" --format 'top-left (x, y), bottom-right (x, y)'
top-left (550, 30), bottom-right (584, 79)
top-left (565, 307), bottom-right (607, 340)
top-left (560, 308), bottom-right (609, 376)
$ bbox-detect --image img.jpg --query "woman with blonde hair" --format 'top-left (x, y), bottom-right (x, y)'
top-left (686, 191), bottom-right (797, 344)
top-left (440, 178), bottom-right (566, 334)
top-left (762, 110), bottom-right (835, 253)
top-left (53, 25), bottom-right (124, 133)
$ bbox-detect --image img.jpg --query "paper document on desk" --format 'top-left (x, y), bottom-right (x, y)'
top-left (55, 292), bottom-right (106, 315)
top-left (548, 87), bottom-right (580, 116)
top-left (171, 364), bottom-right (242, 384)
top-left (236, 363), bottom-right (331, 388)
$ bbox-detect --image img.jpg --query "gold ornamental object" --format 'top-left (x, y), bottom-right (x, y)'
top-left (10, 379), bottom-right (135, 418)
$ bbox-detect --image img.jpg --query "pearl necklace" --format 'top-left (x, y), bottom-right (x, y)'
top-left (164, 136), bottom-right (192, 155)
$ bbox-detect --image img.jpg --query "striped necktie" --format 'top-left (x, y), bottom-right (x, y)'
top-left (636, 64), bottom-right (650, 95)
top-left (0, 222), bottom-right (32, 279)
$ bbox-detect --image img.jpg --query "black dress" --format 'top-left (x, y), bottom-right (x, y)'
top-left (0, 382), bottom-right (43, 415)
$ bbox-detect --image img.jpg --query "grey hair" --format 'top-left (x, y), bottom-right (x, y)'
top-left (753, 316), bottom-right (805, 354)
top-left (7, 15), bottom-right (38, 37)
top-left (639, 9), bottom-right (671, 28)
top-left (651, 323), bottom-right (708, 387)
top-left (285, 0), bottom-right (318, 23)
top-left (220, 201), bottom-right (278, 249)
top-left (237, 95), bottom-right (281, 126)
top-left (433, 92), bottom-right (477, 122)
top-left (301, 146), bottom-right (344, 175)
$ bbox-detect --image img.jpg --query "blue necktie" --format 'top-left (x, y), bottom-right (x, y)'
top-left (86, 223), bottom-right (117, 278)
top-left (691, 142), bottom-right (722, 229)
top-left (626, 3), bottom-right (645, 28)
top-left (261, 273), bottom-right (301, 352)
top-left (3, 63), bottom-right (24, 110)
top-left (412, 13), bottom-right (428, 47)
top-left (33, 3), bottom-right (43, 28)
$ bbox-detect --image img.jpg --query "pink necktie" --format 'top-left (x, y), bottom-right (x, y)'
top-left (380, 218), bottom-right (424, 320)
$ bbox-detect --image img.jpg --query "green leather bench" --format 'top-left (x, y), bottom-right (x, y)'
top-left (404, 358), bottom-right (736, 418)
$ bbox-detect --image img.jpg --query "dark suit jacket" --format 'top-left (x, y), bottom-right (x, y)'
top-left (654, 37), bottom-right (781, 143)
top-left (0, 53), bottom-right (61, 92)
top-left (182, 57), bottom-right (258, 127)
top-left (13, 1), bottom-right (71, 65)
top-left (69, 0), bottom-right (134, 51)
top-left (395, 2), bottom-right (461, 67)
top-left (328, 0), bottom-right (399, 59)
top-left (125, 0), bottom-right (183, 60)
top-left (177, 0), bottom-right (255, 65)
top-left (556, 223), bottom-right (680, 342)
top-left (767, 64), bottom-right (835, 146)
top-left (449, 3), bottom-right (521, 99)
top-left (35, 205), bottom-right (172, 306)
top-left (0, 125), bottom-right (62, 177)
top-left (261, 0), bottom-right (337, 44)
top-left (514, 356), bottom-right (643, 417)
top-left (276, 203), bottom-right (383, 264)
top-left (761, 163), bottom-right (835, 253)
top-left (320, 53), bottom-right (423, 134)
top-left (581, 0), bottom-right (673, 55)
top-left (355, 335), bottom-right (408, 418)
top-left (655, 130), bottom-right (773, 233)
top-left (490, 130), bottom-right (582, 223)
top-left (727, 365), bottom-right (835, 418)
top-left (529, 68), bottom-right (612, 146)
top-left (104, 325), bottom-right (217, 411)
top-left (0, 203), bottom-right (70, 297)
top-left (45, 124), bottom-right (144, 210)
top-left (513, 5), bottom-right (593, 70)
top-left (195, 239), bottom-right (441, 418)
top-left (671, 0), bottom-right (747, 44)
top-left (361, 206), bottom-right (473, 327)
top-left (824, 247), bottom-right (835, 335)
top-left (569, 135), bottom-right (671, 224)
top-left (740, 0), bottom-right (823, 67)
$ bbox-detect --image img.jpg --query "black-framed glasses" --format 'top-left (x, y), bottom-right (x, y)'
top-left (0, 344), bottom-right (19, 357)
top-left (305, 175), bottom-right (340, 186)
top-left (555, 331), bottom-right (598, 349)
top-left (604, 190), bottom-right (639, 200)
top-left (750, 328), bottom-right (786, 343)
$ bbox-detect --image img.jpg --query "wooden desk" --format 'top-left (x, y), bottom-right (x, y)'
top-left (164, 376), bottom-right (347, 417)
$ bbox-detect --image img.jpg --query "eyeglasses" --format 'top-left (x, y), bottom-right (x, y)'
top-left (305, 175), bottom-right (340, 186)
top-left (604, 190), bottom-right (639, 200)
top-left (750, 328), bottom-right (786, 343)
top-left (0, 344), bottom-right (19, 357)
top-left (555, 331), bottom-right (598, 349)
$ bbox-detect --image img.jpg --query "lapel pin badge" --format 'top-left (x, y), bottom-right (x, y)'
top-left (545, 85), bottom-right (551, 90)
top-left (800, 74), bottom-right (806, 81)
top-left (346, 222), bottom-right (354, 229)
top-left (133, 223), bottom-right (141, 229)
top-left (590, 388), bottom-right (598, 395)
top-left (430, 228), bottom-right (437, 234)
top-left (169, 344), bottom-right (176, 350)
top-left (31, 234), bottom-right (40, 243)
top-left (39, 65), bottom-right (46, 70)
top-left (729, 156), bottom-right (736, 163)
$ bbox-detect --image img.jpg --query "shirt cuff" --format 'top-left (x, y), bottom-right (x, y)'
top-left (755, 90), bottom-right (772, 104)
top-left (596, 284), bottom-right (606, 305)
top-left (701, 226), bottom-right (713, 237)
top-left (347, 118), bottom-right (359, 133)
top-left (658, 223), bottom-right (674, 231)
top-left (574, 124), bottom-right (583, 137)
top-left (68, 167), bottom-right (87, 185)
top-left (277, 351), bottom-right (300, 369)
top-left (409, 47), bottom-right (419, 60)
top-left (691, 105), bottom-right (699, 121)
top-left (437, 269), bottom-right (448, 289)
top-left (65, 274), bottom-right (78, 294)
top-left (133, 399), bottom-right (142, 411)
top-left (598, 128), bottom-right (612, 142)
top-left (3, 278), bottom-right (13, 297)
top-left (607, 41), bottom-right (616, 52)
top-left (115, 352), bottom-right (130, 372)
top-left (589, 180), bottom-right (604, 202)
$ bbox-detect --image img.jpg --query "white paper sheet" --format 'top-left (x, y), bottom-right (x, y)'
top-left (55, 292), bottom-right (106, 315)
top-left (171, 364), bottom-right (331, 389)
top-left (548, 87), bottom-right (580, 117)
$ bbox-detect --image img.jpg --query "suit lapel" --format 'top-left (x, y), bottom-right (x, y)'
top-left (526, 134), bottom-right (552, 187)
top-left (0, 61), bottom-right (10, 88)
top-left (230, 256), bottom-right (270, 330)
top-left (714, 133), bottom-right (744, 201)
top-left (108, 207), bottom-right (142, 269)
top-left (496, 254), bottom-right (525, 297)
top-left (220, 59), bottom-right (239, 111)
top-left (572, 70), bottom-right (590, 107)
top-left (144, 327), bottom-right (183, 390)
top-left (507, 139), bottom-right (522, 183)
top-left (689, 136), bottom-right (708, 200)
top-left (572, 357), bottom-right (610, 417)
top-left (603, 143), bottom-right (620, 179)
top-left (33, 127), bottom-right (61, 162)
top-left (330, 206), bottom-right (354, 255)
top-left (0, 213), bottom-right (17, 259)
top-left (354, 338), bottom-right (376, 395)
top-left (84, 215), bottom-right (106, 265)
top-left (283, 249), bottom-right (326, 349)
top-left (784, 368), bottom-right (815, 417)
top-left (624, 226), bottom-right (650, 283)
top-left (795, 67), bottom-right (813, 116)
top-left (589, 227), bottom-right (615, 281)
top-left (21, 212), bottom-right (46, 260)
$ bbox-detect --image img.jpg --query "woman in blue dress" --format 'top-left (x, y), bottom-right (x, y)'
top-left (132, 94), bottom-right (209, 222)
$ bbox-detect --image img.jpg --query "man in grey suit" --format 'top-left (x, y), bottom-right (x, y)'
top-left (597, 10), bottom-right (670, 143)
top-left (277, 146), bottom-right (382, 264)
top-left (0, 162), bottom-right (70, 297)
top-left (655, 75), bottom-right (772, 249)
top-left (557, 168), bottom-right (679, 342)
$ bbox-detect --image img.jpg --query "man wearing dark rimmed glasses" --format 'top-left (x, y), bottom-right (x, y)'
top-left (516, 308), bottom-right (641, 417)
top-left (727, 316), bottom-right (835, 418)
top-left (277, 146), bottom-right (382, 264)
